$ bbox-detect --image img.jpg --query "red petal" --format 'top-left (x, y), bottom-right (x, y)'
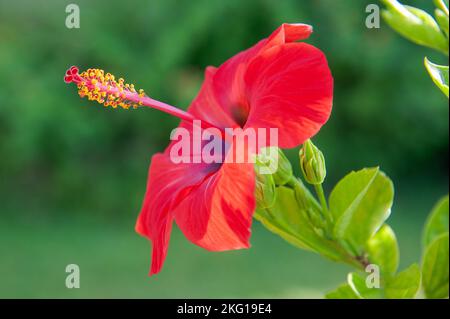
top-left (210, 41), bottom-right (265, 126)
top-left (210, 23), bottom-right (315, 128)
top-left (136, 153), bottom-right (216, 275)
top-left (174, 157), bottom-right (256, 251)
top-left (64, 75), bottom-right (73, 83)
top-left (244, 43), bottom-right (333, 148)
top-left (265, 23), bottom-right (312, 49)
top-left (187, 66), bottom-right (238, 129)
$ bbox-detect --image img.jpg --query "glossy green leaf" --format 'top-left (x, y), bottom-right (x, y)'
top-left (424, 58), bottom-right (449, 98)
top-left (422, 233), bottom-right (449, 298)
top-left (385, 264), bottom-right (421, 299)
top-left (325, 283), bottom-right (360, 299)
top-left (381, 0), bottom-right (448, 54)
top-left (365, 224), bottom-right (399, 275)
top-left (347, 272), bottom-right (384, 299)
top-left (330, 168), bottom-right (394, 253)
top-left (423, 195), bottom-right (449, 247)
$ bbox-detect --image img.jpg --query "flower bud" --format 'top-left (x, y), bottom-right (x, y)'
top-left (292, 178), bottom-right (326, 229)
top-left (254, 171), bottom-right (276, 209)
top-left (299, 140), bottom-right (326, 185)
top-left (256, 147), bottom-right (293, 186)
top-left (273, 148), bottom-right (293, 186)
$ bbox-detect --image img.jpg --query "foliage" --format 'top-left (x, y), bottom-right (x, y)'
top-left (421, 196), bottom-right (449, 298)
top-left (255, 143), bottom-right (448, 299)
top-left (381, 0), bottom-right (449, 97)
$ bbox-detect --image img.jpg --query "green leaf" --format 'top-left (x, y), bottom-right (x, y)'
top-left (423, 195), bottom-right (449, 247)
top-left (422, 233), bottom-right (449, 298)
top-left (347, 272), bottom-right (384, 299)
top-left (424, 58), bottom-right (449, 98)
top-left (365, 224), bottom-right (399, 275)
top-left (338, 265), bottom-right (421, 299)
top-left (385, 264), bottom-right (421, 299)
top-left (330, 168), bottom-right (394, 253)
top-left (325, 283), bottom-right (361, 299)
top-left (381, 0), bottom-right (449, 54)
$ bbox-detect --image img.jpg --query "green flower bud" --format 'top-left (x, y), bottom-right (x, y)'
top-left (299, 140), bottom-right (326, 185)
top-left (292, 177), bottom-right (326, 230)
top-left (273, 148), bottom-right (293, 186)
top-left (256, 147), bottom-right (293, 186)
top-left (292, 178), bottom-right (310, 211)
top-left (254, 171), bottom-right (276, 209)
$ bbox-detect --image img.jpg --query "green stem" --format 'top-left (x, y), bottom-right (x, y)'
top-left (314, 183), bottom-right (334, 234)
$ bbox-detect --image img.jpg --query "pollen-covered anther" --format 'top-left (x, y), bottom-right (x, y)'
top-left (64, 66), bottom-right (146, 110)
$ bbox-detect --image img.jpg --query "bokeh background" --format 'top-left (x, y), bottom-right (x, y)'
top-left (0, 0), bottom-right (448, 298)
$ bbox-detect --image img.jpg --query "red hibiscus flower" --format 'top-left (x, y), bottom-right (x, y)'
top-left (65, 23), bottom-right (333, 275)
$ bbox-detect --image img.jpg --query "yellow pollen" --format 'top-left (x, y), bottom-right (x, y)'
top-left (73, 69), bottom-right (145, 109)
top-left (75, 68), bottom-right (146, 110)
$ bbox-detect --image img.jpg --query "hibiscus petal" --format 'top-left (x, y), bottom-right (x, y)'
top-left (244, 42), bottom-right (333, 148)
top-left (187, 66), bottom-right (239, 129)
top-left (265, 23), bottom-right (313, 49)
top-left (210, 43), bottom-right (264, 126)
top-left (136, 153), bottom-right (216, 275)
top-left (211, 23), bottom-right (314, 127)
top-left (174, 159), bottom-right (256, 251)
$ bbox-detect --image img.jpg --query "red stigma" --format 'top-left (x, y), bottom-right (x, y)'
top-left (64, 66), bottom-right (81, 84)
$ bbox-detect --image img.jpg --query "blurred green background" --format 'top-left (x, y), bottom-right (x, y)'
top-left (0, 0), bottom-right (448, 298)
